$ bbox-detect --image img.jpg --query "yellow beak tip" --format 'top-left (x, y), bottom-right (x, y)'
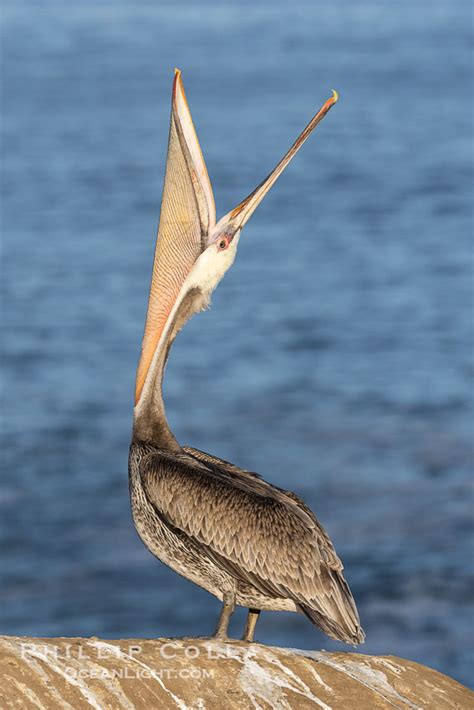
top-left (331, 89), bottom-right (339, 103)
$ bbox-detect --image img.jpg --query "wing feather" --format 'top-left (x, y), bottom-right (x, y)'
top-left (139, 449), bottom-right (364, 642)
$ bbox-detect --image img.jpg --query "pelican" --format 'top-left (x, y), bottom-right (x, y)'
top-left (129, 69), bottom-right (364, 645)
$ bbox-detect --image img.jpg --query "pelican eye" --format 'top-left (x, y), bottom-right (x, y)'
top-left (218, 237), bottom-right (229, 251)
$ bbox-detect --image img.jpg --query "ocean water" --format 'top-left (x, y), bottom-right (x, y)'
top-left (1, 0), bottom-right (473, 687)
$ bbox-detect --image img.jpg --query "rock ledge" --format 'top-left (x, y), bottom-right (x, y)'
top-left (0, 636), bottom-right (471, 709)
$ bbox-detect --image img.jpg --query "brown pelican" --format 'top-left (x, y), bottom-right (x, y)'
top-left (129, 69), bottom-right (364, 645)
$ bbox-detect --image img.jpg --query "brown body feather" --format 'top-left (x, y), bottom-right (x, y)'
top-left (129, 440), bottom-right (364, 644)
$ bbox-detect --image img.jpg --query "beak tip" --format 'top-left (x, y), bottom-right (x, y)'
top-left (331, 89), bottom-right (339, 104)
top-left (173, 68), bottom-right (183, 96)
top-left (173, 69), bottom-right (188, 110)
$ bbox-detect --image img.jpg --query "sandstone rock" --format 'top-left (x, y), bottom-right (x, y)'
top-left (0, 636), bottom-right (471, 709)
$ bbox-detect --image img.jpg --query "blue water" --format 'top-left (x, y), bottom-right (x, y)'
top-left (1, 0), bottom-right (473, 688)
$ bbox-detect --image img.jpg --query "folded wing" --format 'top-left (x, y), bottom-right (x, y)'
top-left (140, 449), bottom-right (364, 643)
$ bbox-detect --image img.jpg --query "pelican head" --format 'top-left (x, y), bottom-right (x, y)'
top-left (133, 69), bottom-right (338, 437)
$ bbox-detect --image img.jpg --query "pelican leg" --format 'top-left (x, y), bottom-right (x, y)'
top-left (242, 608), bottom-right (260, 642)
top-left (213, 592), bottom-right (236, 639)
